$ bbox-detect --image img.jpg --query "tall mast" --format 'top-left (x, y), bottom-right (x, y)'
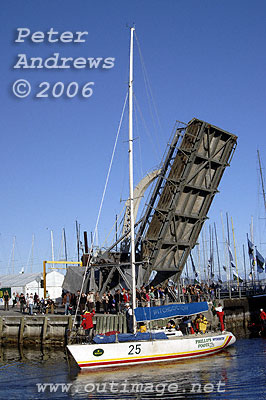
top-left (214, 222), bottom-right (221, 282)
top-left (220, 212), bottom-right (229, 286)
top-left (30, 234), bottom-right (34, 273)
top-left (51, 230), bottom-right (55, 271)
top-left (11, 236), bottom-right (16, 274)
top-left (257, 150), bottom-right (266, 214)
top-left (129, 27), bottom-right (136, 333)
top-left (63, 228), bottom-right (68, 271)
top-left (76, 220), bottom-right (80, 262)
top-left (231, 216), bottom-right (239, 286)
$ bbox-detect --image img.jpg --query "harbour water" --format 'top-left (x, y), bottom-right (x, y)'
top-left (0, 338), bottom-right (265, 399)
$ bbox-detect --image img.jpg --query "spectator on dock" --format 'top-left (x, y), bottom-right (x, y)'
top-left (102, 292), bottom-right (109, 314)
top-left (95, 291), bottom-right (101, 313)
top-left (4, 291), bottom-right (10, 311)
top-left (46, 297), bottom-right (54, 314)
top-left (63, 292), bottom-right (71, 315)
top-left (114, 289), bottom-right (122, 314)
top-left (80, 292), bottom-right (87, 314)
top-left (87, 291), bottom-right (95, 312)
top-left (11, 292), bottom-right (16, 308)
top-left (34, 293), bottom-right (39, 308)
top-left (70, 293), bottom-right (77, 314)
top-left (149, 287), bottom-right (155, 306)
top-left (28, 294), bottom-right (34, 315)
top-left (107, 291), bottom-right (114, 314)
top-left (136, 288), bottom-right (142, 307)
top-left (19, 293), bottom-right (26, 313)
top-left (122, 289), bottom-right (130, 304)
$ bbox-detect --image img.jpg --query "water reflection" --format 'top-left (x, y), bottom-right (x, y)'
top-left (0, 340), bottom-right (264, 399)
top-left (70, 348), bottom-right (236, 399)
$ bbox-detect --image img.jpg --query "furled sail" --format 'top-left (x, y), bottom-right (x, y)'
top-left (134, 301), bottom-right (209, 322)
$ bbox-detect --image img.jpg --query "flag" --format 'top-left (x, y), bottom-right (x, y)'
top-left (208, 253), bottom-right (213, 278)
top-left (233, 270), bottom-right (243, 283)
top-left (247, 237), bottom-right (255, 266)
top-left (148, 270), bottom-right (157, 283)
top-left (223, 265), bottom-right (227, 272)
top-left (256, 248), bottom-right (265, 274)
top-left (190, 254), bottom-right (198, 278)
top-left (227, 243), bottom-right (236, 268)
top-left (168, 279), bottom-right (175, 286)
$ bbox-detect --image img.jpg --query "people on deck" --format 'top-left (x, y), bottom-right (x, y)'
top-left (81, 309), bottom-right (95, 342)
top-left (125, 303), bottom-right (133, 333)
top-left (138, 322), bottom-right (147, 333)
top-left (198, 313), bottom-right (208, 333)
top-left (215, 303), bottom-right (225, 332)
top-left (259, 308), bottom-right (266, 332)
top-left (166, 319), bottom-right (176, 330)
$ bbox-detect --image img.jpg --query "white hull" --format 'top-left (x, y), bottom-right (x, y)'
top-left (67, 332), bottom-right (236, 370)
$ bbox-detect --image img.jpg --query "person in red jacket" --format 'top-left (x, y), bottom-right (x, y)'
top-left (260, 309), bottom-right (266, 332)
top-left (81, 309), bottom-right (95, 342)
top-left (215, 303), bottom-right (225, 332)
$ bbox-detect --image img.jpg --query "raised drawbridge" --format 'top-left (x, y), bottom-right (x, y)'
top-left (63, 118), bottom-right (237, 293)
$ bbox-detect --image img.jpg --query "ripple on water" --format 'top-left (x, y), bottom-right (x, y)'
top-left (0, 338), bottom-right (265, 399)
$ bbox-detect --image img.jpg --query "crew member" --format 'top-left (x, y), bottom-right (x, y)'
top-left (125, 303), bottom-right (133, 333)
top-left (260, 308), bottom-right (266, 331)
top-left (166, 320), bottom-right (176, 330)
top-left (198, 314), bottom-right (208, 334)
top-left (81, 309), bottom-right (95, 342)
top-left (138, 322), bottom-right (147, 333)
top-left (215, 303), bottom-right (225, 332)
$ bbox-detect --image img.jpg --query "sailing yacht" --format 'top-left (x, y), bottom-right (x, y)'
top-left (67, 27), bottom-right (236, 370)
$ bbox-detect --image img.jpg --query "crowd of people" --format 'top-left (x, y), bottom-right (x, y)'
top-left (2, 291), bottom-right (55, 315)
top-left (180, 283), bottom-right (218, 303)
top-left (62, 286), bottom-right (167, 316)
top-left (60, 281), bottom-right (224, 317)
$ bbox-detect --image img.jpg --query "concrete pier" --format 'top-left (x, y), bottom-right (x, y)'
top-left (0, 295), bottom-right (264, 347)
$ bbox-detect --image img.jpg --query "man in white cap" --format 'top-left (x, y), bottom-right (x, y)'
top-left (125, 303), bottom-right (133, 333)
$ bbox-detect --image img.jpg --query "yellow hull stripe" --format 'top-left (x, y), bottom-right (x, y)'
top-left (77, 335), bottom-right (229, 365)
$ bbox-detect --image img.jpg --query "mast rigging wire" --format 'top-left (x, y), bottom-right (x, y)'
top-left (71, 92), bottom-right (128, 332)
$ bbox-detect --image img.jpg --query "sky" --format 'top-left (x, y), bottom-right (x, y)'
top-left (0, 0), bottom-right (266, 281)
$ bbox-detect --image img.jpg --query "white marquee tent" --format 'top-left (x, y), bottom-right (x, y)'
top-left (0, 271), bottom-right (64, 302)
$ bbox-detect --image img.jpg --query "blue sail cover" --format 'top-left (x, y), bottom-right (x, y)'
top-left (134, 302), bottom-right (209, 322)
top-left (93, 332), bottom-right (168, 344)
